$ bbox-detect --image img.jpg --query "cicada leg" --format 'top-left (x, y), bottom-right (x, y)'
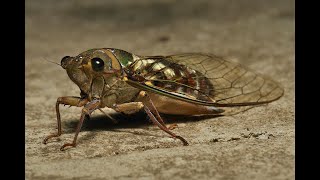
top-left (112, 102), bottom-right (144, 115)
top-left (139, 91), bottom-right (189, 146)
top-left (43, 96), bottom-right (88, 144)
top-left (60, 99), bottom-right (101, 151)
top-left (97, 108), bottom-right (119, 124)
top-left (113, 101), bottom-right (178, 130)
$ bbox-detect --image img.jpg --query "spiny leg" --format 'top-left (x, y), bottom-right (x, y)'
top-left (60, 99), bottom-right (101, 151)
top-left (144, 105), bottom-right (188, 146)
top-left (113, 100), bottom-right (177, 130)
top-left (139, 92), bottom-right (178, 130)
top-left (147, 102), bottom-right (178, 130)
top-left (112, 102), bottom-right (144, 114)
top-left (43, 96), bottom-right (88, 144)
top-left (98, 108), bottom-right (119, 124)
top-left (139, 91), bottom-right (188, 146)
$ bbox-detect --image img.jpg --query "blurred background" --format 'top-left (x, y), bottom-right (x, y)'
top-left (26, 0), bottom-right (294, 57)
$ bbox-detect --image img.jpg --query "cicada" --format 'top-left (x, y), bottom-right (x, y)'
top-left (43, 48), bottom-right (284, 150)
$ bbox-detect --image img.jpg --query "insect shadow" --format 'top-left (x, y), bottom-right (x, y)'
top-left (63, 111), bottom-right (222, 138)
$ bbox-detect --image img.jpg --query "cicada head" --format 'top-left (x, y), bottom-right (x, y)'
top-left (60, 48), bottom-right (126, 98)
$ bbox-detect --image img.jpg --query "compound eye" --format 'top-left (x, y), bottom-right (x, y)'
top-left (61, 56), bottom-right (70, 64)
top-left (91, 58), bottom-right (104, 71)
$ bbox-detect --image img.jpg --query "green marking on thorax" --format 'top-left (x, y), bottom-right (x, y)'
top-left (109, 48), bottom-right (135, 67)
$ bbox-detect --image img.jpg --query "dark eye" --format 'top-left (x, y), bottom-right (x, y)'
top-left (61, 56), bottom-right (70, 64)
top-left (91, 58), bottom-right (105, 71)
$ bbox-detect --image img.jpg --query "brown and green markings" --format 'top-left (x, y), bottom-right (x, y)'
top-left (43, 48), bottom-right (284, 151)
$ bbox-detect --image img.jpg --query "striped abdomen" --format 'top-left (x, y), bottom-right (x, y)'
top-left (125, 57), bottom-right (215, 103)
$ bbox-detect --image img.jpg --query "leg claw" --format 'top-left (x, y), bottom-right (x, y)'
top-left (167, 124), bottom-right (178, 130)
top-left (176, 136), bottom-right (189, 146)
top-left (60, 143), bottom-right (76, 151)
top-left (43, 134), bottom-right (61, 144)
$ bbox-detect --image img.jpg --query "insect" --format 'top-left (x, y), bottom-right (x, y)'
top-left (43, 48), bottom-right (284, 151)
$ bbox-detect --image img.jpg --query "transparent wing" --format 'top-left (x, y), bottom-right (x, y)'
top-left (167, 53), bottom-right (284, 106)
top-left (127, 53), bottom-right (284, 107)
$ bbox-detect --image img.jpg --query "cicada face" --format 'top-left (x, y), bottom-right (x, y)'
top-left (60, 49), bottom-right (123, 97)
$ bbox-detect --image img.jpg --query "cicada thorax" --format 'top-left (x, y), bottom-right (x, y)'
top-left (125, 56), bottom-right (216, 103)
top-left (100, 80), bottom-right (140, 108)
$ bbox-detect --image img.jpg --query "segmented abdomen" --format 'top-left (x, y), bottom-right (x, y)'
top-left (126, 57), bottom-right (215, 102)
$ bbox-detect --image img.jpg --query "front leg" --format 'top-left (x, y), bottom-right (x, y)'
top-left (43, 96), bottom-right (88, 144)
top-left (60, 99), bottom-right (101, 151)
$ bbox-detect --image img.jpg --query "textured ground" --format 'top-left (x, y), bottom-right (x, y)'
top-left (25, 0), bottom-right (295, 179)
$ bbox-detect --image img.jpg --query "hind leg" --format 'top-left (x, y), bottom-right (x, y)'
top-left (112, 102), bottom-right (178, 130)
